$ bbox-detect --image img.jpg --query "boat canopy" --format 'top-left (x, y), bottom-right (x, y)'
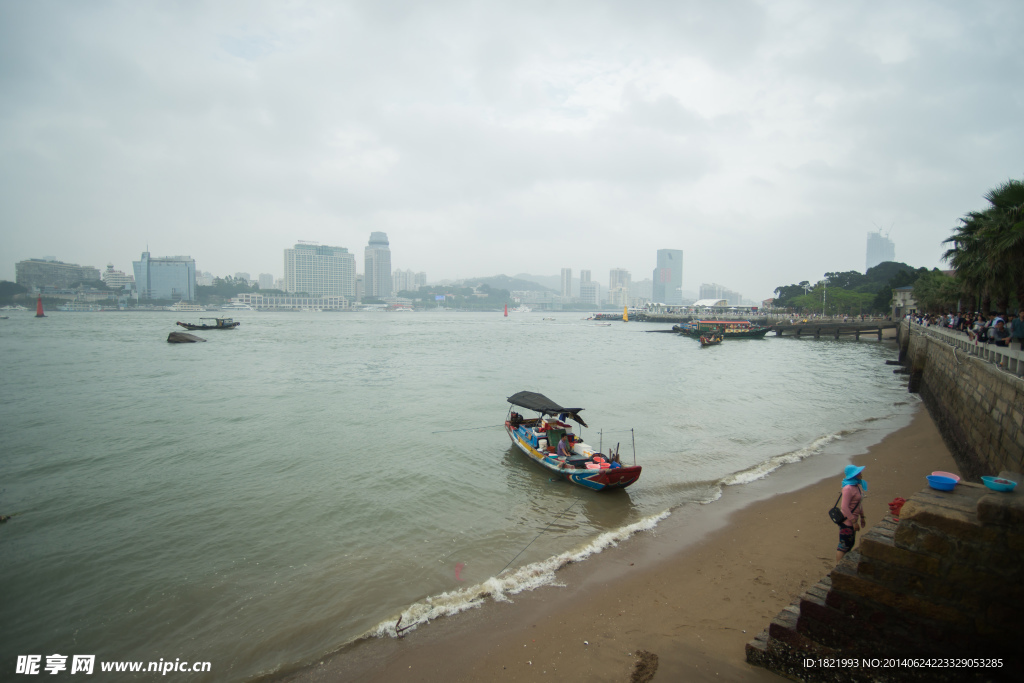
top-left (507, 391), bottom-right (588, 427)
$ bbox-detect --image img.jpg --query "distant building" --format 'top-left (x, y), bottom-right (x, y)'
top-left (233, 292), bottom-right (351, 311)
top-left (631, 278), bottom-right (653, 302)
top-left (258, 273), bottom-right (274, 290)
top-left (699, 282), bottom-right (743, 306)
top-left (364, 232), bottom-right (392, 298)
top-left (652, 249), bottom-right (683, 305)
top-left (579, 280), bottom-right (601, 306)
top-left (609, 268), bottom-right (631, 307)
top-left (892, 285), bottom-right (917, 318)
top-left (132, 252), bottom-right (196, 301)
top-left (866, 232), bottom-right (895, 271)
top-left (101, 264), bottom-right (135, 291)
top-left (283, 242), bottom-right (356, 298)
top-left (560, 268), bottom-right (572, 298)
top-left (196, 271), bottom-right (215, 286)
top-left (234, 272), bottom-right (251, 283)
top-left (392, 268), bottom-right (425, 293)
top-left (16, 258), bottom-right (101, 291)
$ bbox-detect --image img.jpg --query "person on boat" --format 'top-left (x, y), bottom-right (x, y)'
top-left (557, 433), bottom-right (574, 459)
top-left (836, 465), bottom-right (867, 564)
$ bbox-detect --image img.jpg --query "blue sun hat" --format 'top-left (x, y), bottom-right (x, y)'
top-left (842, 464), bottom-right (868, 491)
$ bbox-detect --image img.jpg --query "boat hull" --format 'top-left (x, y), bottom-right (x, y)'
top-left (504, 423), bottom-right (641, 491)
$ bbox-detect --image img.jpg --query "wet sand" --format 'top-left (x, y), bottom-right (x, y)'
top-left (282, 407), bottom-right (955, 682)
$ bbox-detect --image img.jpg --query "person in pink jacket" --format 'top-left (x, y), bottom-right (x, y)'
top-left (836, 465), bottom-right (867, 564)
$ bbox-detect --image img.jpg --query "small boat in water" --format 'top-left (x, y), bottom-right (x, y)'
top-left (699, 334), bottom-right (723, 346)
top-left (176, 317), bottom-right (240, 331)
top-left (505, 391), bottom-right (642, 491)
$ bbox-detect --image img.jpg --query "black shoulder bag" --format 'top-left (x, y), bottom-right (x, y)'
top-left (828, 494), bottom-right (846, 525)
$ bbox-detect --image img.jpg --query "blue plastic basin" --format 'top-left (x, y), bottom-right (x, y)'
top-left (981, 476), bottom-right (1017, 492)
top-left (927, 475), bottom-right (957, 491)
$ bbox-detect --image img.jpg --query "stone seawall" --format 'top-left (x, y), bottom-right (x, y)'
top-left (747, 477), bottom-right (1022, 681)
top-left (898, 323), bottom-right (1024, 479)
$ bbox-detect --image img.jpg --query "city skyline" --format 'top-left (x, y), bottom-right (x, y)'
top-left (2, 3), bottom-right (1020, 299)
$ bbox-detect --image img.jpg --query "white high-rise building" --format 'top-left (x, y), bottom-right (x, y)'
top-left (866, 232), bottom-right (895, 271)
top-left (579, 280), bottom-right (600, 306)
top-left (283, 242), bottom-right (356, 298)
top-left (393, 268), bottom-right (425, 293)
top-left (365, 232), bottom-right (393, 298)
top-left (258, 273), bottom-right (274, 290)
top-left (560, 268), bottom-right (572, 298)
top-left (609, 268), bottom-right (631, 307)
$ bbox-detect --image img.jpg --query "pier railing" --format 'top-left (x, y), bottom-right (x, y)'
top-left (906, 321), bottom-right (1024, 378)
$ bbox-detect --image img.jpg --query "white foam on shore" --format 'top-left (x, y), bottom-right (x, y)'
top-left (365, 509), bottom-right (671, 639)
top-left (719, 430), bottom-right (852, 487)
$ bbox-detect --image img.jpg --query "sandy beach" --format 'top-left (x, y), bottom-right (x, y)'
top-left (281, 407), bottom-right (957, 683)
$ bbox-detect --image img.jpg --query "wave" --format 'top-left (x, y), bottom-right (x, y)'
top-left (364, 509), bottom-right (671, 639)
top-left (718, 430), bottom-right (854, 487)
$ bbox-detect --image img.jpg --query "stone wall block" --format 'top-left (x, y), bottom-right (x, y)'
top-left (858, 537), bottom-right (941, 574)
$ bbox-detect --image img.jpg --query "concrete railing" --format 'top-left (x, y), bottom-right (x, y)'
top-left (906, 322), bottom-right (1024, 378)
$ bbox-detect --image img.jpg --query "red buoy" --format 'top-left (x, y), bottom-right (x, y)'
top-left (504, 303), bottom-right (508, 317)
top-left (35, 295), bottom-right (45, 318)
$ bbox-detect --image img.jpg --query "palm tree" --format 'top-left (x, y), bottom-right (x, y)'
top-left (984, 179), bottom-right (1024, 311)
top-left (943, 178), bottom-right (1024, 313)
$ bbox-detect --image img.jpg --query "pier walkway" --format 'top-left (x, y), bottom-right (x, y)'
top-left (768, 321), bottom-right (899, 340)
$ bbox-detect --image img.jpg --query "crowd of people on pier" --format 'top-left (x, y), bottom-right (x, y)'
top-left (908, 310), bottom-right (1024, 350)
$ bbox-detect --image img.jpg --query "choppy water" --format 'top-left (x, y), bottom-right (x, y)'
top-left (0, 311), bottom-right (913, 680)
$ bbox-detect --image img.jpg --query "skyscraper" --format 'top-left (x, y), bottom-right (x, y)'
top-left (652, 249), bottom-right (683, 304)
top-left (364, 232), bottom-right (392, 298)
top-left (609, 268), bottom-right (631, 307)
top-left (866, 232), bottom-right (895, 271)
top-left (132, 252), bottom-right (196, 301)
top-left (560, 268), bottom-right (572, 298)
top-left (283, 242), bottom-right (356, 297)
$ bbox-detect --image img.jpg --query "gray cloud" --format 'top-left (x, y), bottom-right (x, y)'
top-left (1, 0), bottom-right (1021, 299)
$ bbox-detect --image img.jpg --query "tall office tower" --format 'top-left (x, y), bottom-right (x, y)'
top-left (364, 232), bottom-right (393, 298)
top-left (132, 252), bottom-right (196, 301)
top-left (866, 232), bottom-right (895, 271)
top-left (560, 268), bottom-right (572, 298)
top-left (609, 268), bottom-right (631, 307)
top-left (580, 269), bottom-right (591, 284)
top-left (258, 274), bottom-right (274, 290)
top-left (652, 249), bottom-right (683, 304)
top-left (16, 258), bottom-right (101, 291)
top-left (283, 242), bottom-right (356, 298)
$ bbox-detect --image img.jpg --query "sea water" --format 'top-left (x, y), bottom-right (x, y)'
top-left (0, 311), bottom-right (913, 680)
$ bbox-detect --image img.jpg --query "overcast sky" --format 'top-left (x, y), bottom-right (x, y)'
top-left (1, 0), bottom-right (1021, 300)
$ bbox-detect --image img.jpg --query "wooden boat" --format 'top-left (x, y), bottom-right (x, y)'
top-left (505, 391), bottom-right (642, 491)
top-left (699, 334), bottom-right (723, 346)
top-left (176, 317), bottom-right (240, 331)
top-left (673, 319), bottom-right (770, 339)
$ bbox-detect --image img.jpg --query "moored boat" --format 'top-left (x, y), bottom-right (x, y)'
top-left (674, 319), bottom-right (770, 339)
top-left (505, 391), bottom-right (642, 491)
top-left (176, 317), bottom-right (240, 331)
